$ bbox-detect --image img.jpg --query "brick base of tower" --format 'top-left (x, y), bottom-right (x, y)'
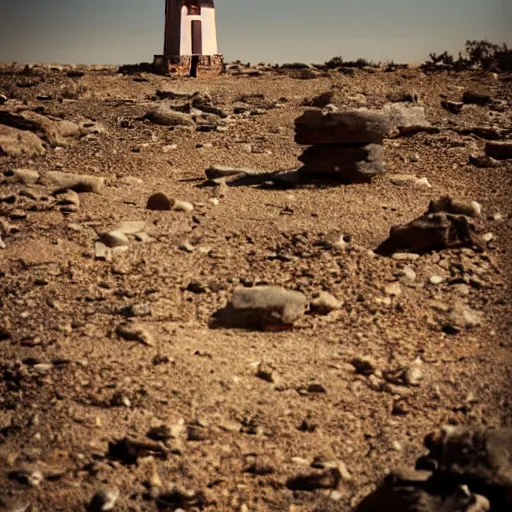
top-left (153, 54), bottom-right (224, 77)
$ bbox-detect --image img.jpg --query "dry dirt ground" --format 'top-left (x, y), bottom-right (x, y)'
top-left (0, 64), bottom-right (511, 511)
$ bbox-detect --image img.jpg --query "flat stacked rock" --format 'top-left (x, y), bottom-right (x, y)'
top-left (294, 108), bottom-right (390, 183)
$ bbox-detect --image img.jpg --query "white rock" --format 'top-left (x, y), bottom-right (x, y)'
top-left (402, 266), bottom-right (416, 281)
top-left (173, 200), bottom-right (194, 213)
top-left (116, 221), bottom-right (146, 235)
top-left (384, 282), bottom-right (402, 296)
top-left (429, 275), bottom-right (445, 285)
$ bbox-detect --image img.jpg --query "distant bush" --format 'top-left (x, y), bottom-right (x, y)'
top-left (384, 61), bottom-right (409, 72)
top-left (325, 56), bottom-right (344, 69)
top-left (280, 62), bottom-right (311, 70)
top-left (421, 40), bottom-right (512, 72)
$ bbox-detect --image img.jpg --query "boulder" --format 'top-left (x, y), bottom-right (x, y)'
top-left (210, 286), bottom-right (307, 330)
top-left (375, 212), bottom-right (484, 256)
top-left (295, 109), bottom-right (390, 145)
top-left (485, 141), bottom-right (512, 160)
top-left (0, 125), bottom-right (45, 157)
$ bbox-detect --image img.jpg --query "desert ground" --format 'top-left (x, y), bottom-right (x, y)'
top-left (0, 62), bottom-right (511, 511)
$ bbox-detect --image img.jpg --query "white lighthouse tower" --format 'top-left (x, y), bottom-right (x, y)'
top-left (154, 0), bottom-right (223, 77)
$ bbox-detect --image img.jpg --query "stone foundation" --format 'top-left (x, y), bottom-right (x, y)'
top-left (153, 54), bottom-right (224, 77)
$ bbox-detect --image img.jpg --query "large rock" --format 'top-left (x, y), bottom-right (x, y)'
top-left (355, 473), bottom-right (490, 512)
top-left (295, 109), bottom-right (390, 145)
top-left (41, 171), bottom-right (105, 193)
top-left (355, 425), bottom-right (512, 511)
top-left (485, 141), bottom-right (512, 160)
top-left (462, 90), bottom-right (492, 106)
top-left (210, 286), bottom-right (307, 330)
top-left (5, 168), bottom-right (40, 184)
top-left (383, 103), bottom-right (436, 136)
top-left (428, 196), bottom-right (481, 218)
top-left (423, 426), bottom-right (512, 506)
top-left (297, 143), bottom-right (385, 182)
top-left (0, 125), bottom-right (45, 157)
top-left (0, 111), bottom-right (80, 146)
top-left (146, 106), bottom-right (195, 127)
top-left (376, 212), bottom-right (484, 256)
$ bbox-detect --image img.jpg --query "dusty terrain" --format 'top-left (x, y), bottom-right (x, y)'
top-left (0, 63), bottom-right (511, 511)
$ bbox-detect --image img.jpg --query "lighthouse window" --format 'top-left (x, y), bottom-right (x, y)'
top-left (185, 0), bottom-right (201, 15)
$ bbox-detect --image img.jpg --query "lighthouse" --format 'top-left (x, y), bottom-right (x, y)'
top-left (154, 0), bottom-right (223, 77)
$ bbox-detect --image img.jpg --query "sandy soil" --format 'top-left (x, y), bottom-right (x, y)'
top-left (0, 63), bottom-right (511, 512)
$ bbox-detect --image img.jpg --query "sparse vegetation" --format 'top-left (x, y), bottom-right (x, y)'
top-left (421, 40), bottom-right (512, 72)
top-left (324, 56), bottom-right (380, 71)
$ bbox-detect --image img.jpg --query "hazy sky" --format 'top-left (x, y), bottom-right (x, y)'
top-left (0, 0), bottom-right (510, 65)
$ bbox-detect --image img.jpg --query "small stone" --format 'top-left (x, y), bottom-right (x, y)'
top-left (389, 174), bottom-right (431, 189)
top-left (123, 303), bottom-right (151, 317)
top-left (99, 231), bottom-right (129, 248)
top-left (88, 488), bottom-right (120, 512)
top-left (351, 356), bottom-right (377, 376)
top-left (429, 275), bottom-right (445, 285)
top-left (307, 383), bottom-right (326, 394)
top-left (286, 468), bottom-right (341, 491)
top-left (482, 232), bottom-right (494, 243)
top-left (256, 363), bottom-right (280, 384)
top-left (94, 242), bottom-right (110, 260)
top-left (402, 266), bottom-right (416, 281)
top-left (444, 303), bottom-right (483, 334)
top-left (8, 467), bottom-right (44, 487)
top-left (147, 192), bottom-right (174, 211)
top-left (173, 200), bottom-right (194, 213)
top-left (56, 190), bottom-right (80, 210)
top-left (110, 391), bottom-right (131, 408)
top-left (441, 100), bottom-right (464, 114)
top-left (310, 292), bottom-right (342, 315)
top-left (392, 253), bottom-right (420, 261)
top-left (179, 240), bottom-right (195, 252)
top-left (116, 323), bottom-right (155, 346)
top-left (384, 282), bottom-right (402, 296)
top-left (405, 358), bottom-right (424, 386)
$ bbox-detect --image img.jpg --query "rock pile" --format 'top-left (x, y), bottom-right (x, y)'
top-left (294, 108), bottom-right (390, 183)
